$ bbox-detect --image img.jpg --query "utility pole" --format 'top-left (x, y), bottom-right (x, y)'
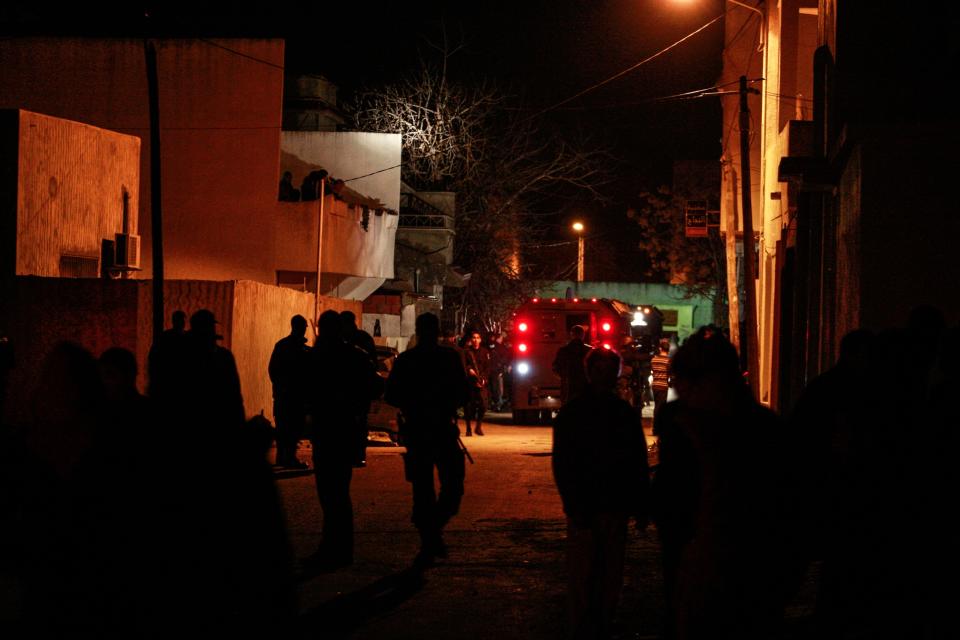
top-left (314, 177), bottom-right (326, 326)
top-left (738, 75), bottom-right (760, 394)
top-left (145, 39), bottom-right (164, 346)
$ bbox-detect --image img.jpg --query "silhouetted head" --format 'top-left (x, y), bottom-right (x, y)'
top-left (585, 348), bottom-right (621, 392)
top-left (317, 310), bottom-right (342, 342)
top-left (99, 347), bottom-right (138, 398)
top-left (189, 309), bottom-right (222, 342)
top-left (340, 310), bottom-right (358, 336)
top-left (671, 329), bottom-right (745, 410)
top-left (570, 325), bottom-right (586, 341)
top-left (837, 329), bottom-right (875, 370)
top-left (290, 314), bottom-right (307, 337)
top-left (281, 171), bottom-right (293, 183)
top-left (658, 338), bottom-right (671, 353)
top-left (416, 313), bottom-right (441, 344)
top-left (32, 341), bottom-right (105, 430)
top-left (171, 310), bottom-right (187, 332)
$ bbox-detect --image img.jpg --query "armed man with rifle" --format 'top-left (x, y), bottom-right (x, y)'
top-left (385, 312), bottom-right (470, 568)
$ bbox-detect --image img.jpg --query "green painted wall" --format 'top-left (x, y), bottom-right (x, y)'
top-left (533, 280), bottom-right (714, 343)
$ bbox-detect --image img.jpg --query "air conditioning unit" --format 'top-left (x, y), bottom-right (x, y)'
top-left (114, 232), bottom-right (141, 269)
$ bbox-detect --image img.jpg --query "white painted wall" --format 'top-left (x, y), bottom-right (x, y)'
top-left (281, 131), bottom-right (401, 211)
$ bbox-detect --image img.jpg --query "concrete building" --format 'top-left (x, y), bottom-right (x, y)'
top-left (719, 1), bottom-right (960, 409)
top-left (0, 37), bottom-right (396, 290)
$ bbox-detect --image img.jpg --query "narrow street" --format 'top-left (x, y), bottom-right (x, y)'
top-left (275, 415), bottom-right (667, 639)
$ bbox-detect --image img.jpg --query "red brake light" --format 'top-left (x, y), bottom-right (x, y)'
top-left (532, 298), bottom-right (539, 303)
top-left (551, 298), bottom-right (557, 303)
top-left (591, 298), bottom-right (598, 303)
top-left (518, 343), bottom-right (528, 353)
top-left (601, 321), bottom-right (612, 332)
top-left (518, 322), bottom-right (528, 332)
top-left (573, 298), bottom-right (579, 302)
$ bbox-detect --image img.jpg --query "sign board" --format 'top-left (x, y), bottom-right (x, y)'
top-left (685, 200), bottom-right (708, 238)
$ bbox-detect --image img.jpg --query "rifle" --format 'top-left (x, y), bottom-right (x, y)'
top-left (458, 436), bottom-right (475, 465)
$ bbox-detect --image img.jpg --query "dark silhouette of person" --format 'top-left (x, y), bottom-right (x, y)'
top-left (553, 325), bottom-right (593, 405)
top-left (302, 310), bottom-right (382, 574)
top-left (385, 312), bottom-right (468, 567)
top-left (911, 322), bottom-right (960, 637)
top-left (341, 309), bottom-right (379, 466)
top-left (1, 342), bottom-right (114, 632)
top-left (485, 332), bottom-right (510, 412)
top-left (341, 310), bottom-right (377, 364)
top-left (552, 347), bottom-right (649, 640)
top-left (147, 309), bottom-right (296, 631)
top-left (268, 315), bottom-right (311, 469)
top-left (299, 169), bottom-right (328, 201)
top-left (790, 316), bottom-right (947, 639)
top-left (98, 346), bottom-right (152, 451)
top-left (147, 309), bottom-right (187, 400)
top-left (278, 170), bottom-right (300, 202)
top-left (651, 328), bottom-right (801, 639)
top-left (463, 331), bottom-right (488, 436)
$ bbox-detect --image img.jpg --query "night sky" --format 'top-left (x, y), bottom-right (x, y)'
top-left (1, 1), bottom-right (725, 281)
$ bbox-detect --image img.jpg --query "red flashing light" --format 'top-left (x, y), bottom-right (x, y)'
top-left (518, 322), bottom-right (528, 332)
top-left (532, 298), bottom-right (539, 303)
top-left (591, 298), bottom-right (598, 303)
top-left (601, 321), bottom-right (612, 332)
top-left (602, 343), bottom-right (612, 350)
top-left (572, 298), bottom-right (579, 303)
top-left (551, 298), bottom-right (557, 303)
top-left (518, 343), bottom-right (528, 353)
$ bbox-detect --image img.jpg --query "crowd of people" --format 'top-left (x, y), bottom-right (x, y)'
top-left (1, 304), bottom-right (956, 637)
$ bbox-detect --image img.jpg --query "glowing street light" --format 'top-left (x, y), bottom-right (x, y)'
top-left (572, 221), bottom-right (585, 282)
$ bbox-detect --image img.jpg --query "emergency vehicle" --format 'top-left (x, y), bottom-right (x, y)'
top-left (508, 297), bottom-right (662, 424)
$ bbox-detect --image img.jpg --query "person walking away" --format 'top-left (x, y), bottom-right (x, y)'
top-left (553, 348), bottom-right (649, 639)
top-left (463, 331), bottom-right (489, 436)
top-left (652, 328), bottom-right (801, 639)
top-left (486, 332), bottom-right (509, 411)
top-left (302, 310), bottom-right (382, 573)
top-left (268, 315), bottom-right (311, 469)
top-left (385, 312), bottom-right (468, 568)
top-left (341, 309), bottom-right (378, 465)
top-left (553, 325), bottom-right (592, 405)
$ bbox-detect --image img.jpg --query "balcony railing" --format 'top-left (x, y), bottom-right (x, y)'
top-left (399, 191), bottom-right (455, 231)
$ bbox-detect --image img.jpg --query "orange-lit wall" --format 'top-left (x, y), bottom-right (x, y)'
top-left (2, 109), bottom-right (140, 277)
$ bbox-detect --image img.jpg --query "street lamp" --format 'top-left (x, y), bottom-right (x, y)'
top-left (572, 221), bottom-right (585, 282)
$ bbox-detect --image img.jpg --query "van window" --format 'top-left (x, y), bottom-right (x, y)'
top-left (534, 312), bottom-right (562, 340)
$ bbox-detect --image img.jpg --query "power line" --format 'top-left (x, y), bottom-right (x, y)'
top-left (525, 12), bottom-right (726, 121)
top-left (198, 38), bottom-right (286, 71)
